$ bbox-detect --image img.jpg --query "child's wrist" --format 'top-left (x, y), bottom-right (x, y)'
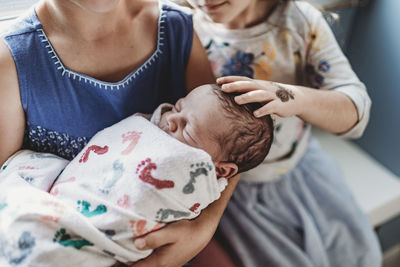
top-left (291, 84), bottom-right (308, 117)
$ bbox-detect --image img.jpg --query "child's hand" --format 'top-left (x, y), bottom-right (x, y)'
top-left (217, 76), bottom-right (305, 118)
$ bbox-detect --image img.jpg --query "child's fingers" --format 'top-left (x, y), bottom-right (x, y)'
top-left (216, 76), bottom-right (251, 84)
top-left (220, 81), bottom-right (260, 93)
top-left (253, 101), bottom-right (279, 117)
top-left (234, 90), bottom-right (274, 105)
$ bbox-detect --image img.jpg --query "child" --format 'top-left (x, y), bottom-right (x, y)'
top-left (157, 0), bottom-right (381, 266)
top-left (0, 84), bottom-right (273, 266)
top-left (0, 0), bottom-right (235, 265)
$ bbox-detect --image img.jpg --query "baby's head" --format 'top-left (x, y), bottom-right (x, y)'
top-left (159, 84), bottom-right (273, 179)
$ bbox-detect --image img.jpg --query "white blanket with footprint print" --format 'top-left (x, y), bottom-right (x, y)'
top-left (0, 114), bottom-right (227, 267)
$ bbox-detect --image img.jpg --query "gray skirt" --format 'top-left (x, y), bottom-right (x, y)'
top-left (218, 138), bottom-right (382, 267)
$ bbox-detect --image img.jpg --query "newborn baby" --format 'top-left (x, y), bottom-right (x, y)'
top-left (0, 84), bottom-right (273, 267)
top-left (157, 83), bottom-right (273, 174)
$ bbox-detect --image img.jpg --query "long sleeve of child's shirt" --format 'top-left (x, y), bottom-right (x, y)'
top-left (298, 1), bottom-right (371, 138)
top-left (194, 0), bottom-right (371, 182)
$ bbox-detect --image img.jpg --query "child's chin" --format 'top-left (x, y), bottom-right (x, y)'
top-left (205, 13), bottom-right (230, 25)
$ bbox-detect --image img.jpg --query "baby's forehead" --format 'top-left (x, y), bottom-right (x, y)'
top-left (185, 85), bottom-right (219, 107)
top-left (190, 84), bottom-right (218, 96)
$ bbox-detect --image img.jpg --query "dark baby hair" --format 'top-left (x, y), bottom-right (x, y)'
top-left (210, 84), bottom-right (274, 173)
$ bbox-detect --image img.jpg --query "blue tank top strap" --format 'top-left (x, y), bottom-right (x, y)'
top-left (3, 2), bottom-right (194, 160)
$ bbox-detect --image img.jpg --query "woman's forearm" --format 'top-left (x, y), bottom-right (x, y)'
top-left (132, 174), bottom-right (240, 267)
top-left (200, 174), bottom-right (240, 229)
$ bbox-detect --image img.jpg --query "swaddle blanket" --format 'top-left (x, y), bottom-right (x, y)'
top-left (0, 114), bottom-right (227, 267)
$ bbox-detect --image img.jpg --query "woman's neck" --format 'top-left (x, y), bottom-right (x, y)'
top-left (37, 0), bottom-right (150, 42)
top-left (34, 0), bottom-right (160, 82)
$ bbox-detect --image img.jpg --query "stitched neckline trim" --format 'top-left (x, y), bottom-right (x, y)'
top-left (37, 10), bottom-right (167, 90)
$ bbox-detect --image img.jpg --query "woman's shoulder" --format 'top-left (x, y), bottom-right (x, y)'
top-left (158, 0), bottom-right (194, 45)
top-left (0, 39), bottom-right (25, 166)
top-left (0, 35), bottom-right (21, 111)
top-left (159, 0), bottom-right (193, 22)
top-left (1, 8), bottom-right (41, 39)
top-left (0, 39), bottom-right (16, 85)
top-left (160, 0), bottom-right (192, 14)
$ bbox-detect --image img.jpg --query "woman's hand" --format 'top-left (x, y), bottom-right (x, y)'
top-left (132, 215), bottom-right (216, 267)
top-left (217, 76), bottom-right (306, 118)
top-left (133, 175), bottom-right (240, 267)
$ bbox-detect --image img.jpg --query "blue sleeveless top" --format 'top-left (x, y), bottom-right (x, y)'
top-left (3, 2), bottom-right (193, 160)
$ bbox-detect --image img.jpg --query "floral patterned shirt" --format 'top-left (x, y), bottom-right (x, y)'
top-left (194, 1), bottom-right (371, 182)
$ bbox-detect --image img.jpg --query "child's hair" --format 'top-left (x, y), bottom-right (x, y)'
top-left (210, 85), bottom-right (274, 173)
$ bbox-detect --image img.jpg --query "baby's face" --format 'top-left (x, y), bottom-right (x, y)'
top-left (159, 84), bottom-right (229, 162)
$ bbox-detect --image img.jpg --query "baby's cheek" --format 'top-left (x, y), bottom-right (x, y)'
top-left (159, 116), bottom-right (169, 132)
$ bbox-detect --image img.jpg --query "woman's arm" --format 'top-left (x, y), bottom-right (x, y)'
top-left (0, 39), bottom-right (25, 166)
top-left (185, 32), bottom-right (215, 91)
top-left (133, 174), bottom-right (240, 267)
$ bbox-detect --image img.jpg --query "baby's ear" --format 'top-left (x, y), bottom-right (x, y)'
top-left (215, 162), bottom-right (238, 179)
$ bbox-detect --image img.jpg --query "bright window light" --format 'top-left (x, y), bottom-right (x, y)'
top-left (0, 0), bottom-right (39, 20)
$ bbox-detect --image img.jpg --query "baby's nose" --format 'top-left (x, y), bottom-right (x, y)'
top-left (168, 118), bottom-right (177, 132)
top-left (167, 114), bottom-right (186, 132)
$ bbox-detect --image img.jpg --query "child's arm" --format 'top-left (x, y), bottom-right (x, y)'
top-left (0, 39), bottom-right (25, 166)
top-left (218, 75), bottom-right (359, 135)
top-left (133, 174), bottom-right (240, 267)
top-left (217, 3), bottom-right (370, 138)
